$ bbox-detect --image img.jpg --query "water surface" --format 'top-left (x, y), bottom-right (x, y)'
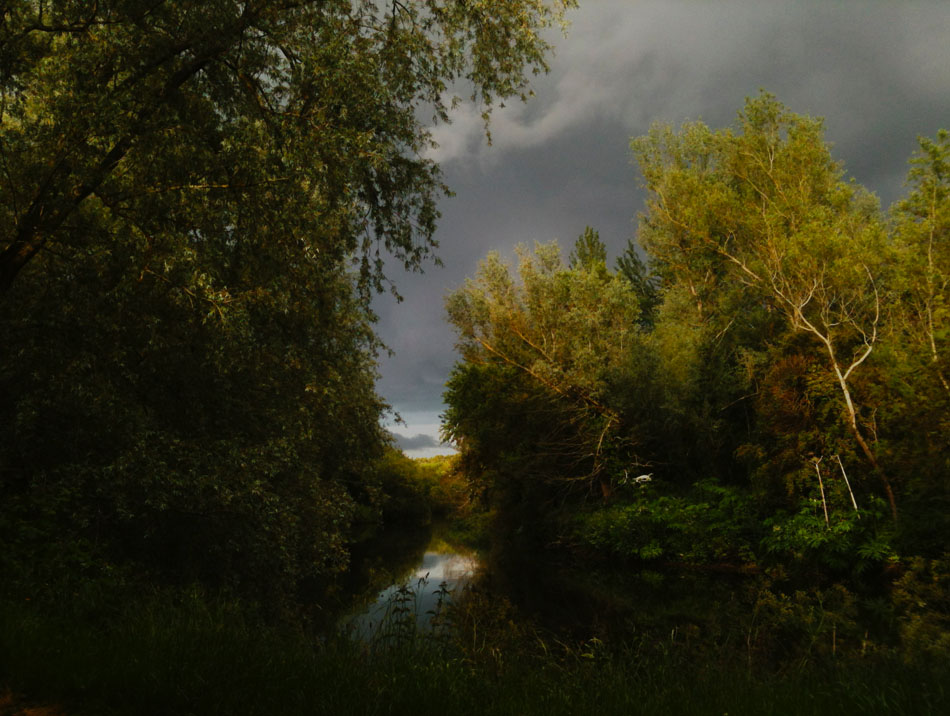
top-left (341, 527), bottom-right (479, 640)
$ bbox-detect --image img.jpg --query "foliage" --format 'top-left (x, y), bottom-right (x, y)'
top-left (0, 243), bottom-right (375, 604)
top-left (2, 589), bottom-right (949, 716)
top-left (760, 495), bottom-right (895, 574)
top-left (890, 128), bottom-right (950, 401)
top-left (615, 238), bottom-right (661, 328)
top-left (443, 94), bottom-right (950, 628)
top-left (569, 226), bottom-right (608, 271)
top-left (891, 555), bottom-right (950, 659)
top-left (573, 480), bottom-right (759, 565)
top-left (0, 0), bottom-right (577, 607)
top-left (368, 449), bottom-right (469, 525)
top-left (634, 92), bottom-right (896, 515)
top-left (445, 234), bottom-right (643, 502)
top-left (0, 0), bottom-right (577, 295)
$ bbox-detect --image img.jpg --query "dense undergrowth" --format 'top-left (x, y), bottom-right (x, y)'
top-left (1, 584), bottom-right (947, 716)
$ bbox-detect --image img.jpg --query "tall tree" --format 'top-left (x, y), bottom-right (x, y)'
top-left (892, 129), bottom-right (950, 399)
top-left (569, 226), bottom-right (607, 271)
top-left (0, 0), bottom-right (577, 602)
top-left (445, 239), bottom-right (641, 497)
top-left (0, 0), bottom-right (576, 296)
top-left (634, 93), bottom-right (897, 519)
top-left (616, 239), bottom-right (660, 328)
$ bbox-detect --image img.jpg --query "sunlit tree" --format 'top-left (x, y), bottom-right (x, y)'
top-left (634, 93), bottom-right (896, 518)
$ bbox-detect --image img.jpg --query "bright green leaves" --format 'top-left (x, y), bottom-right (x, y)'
top-left (635, 93), bottom-right (897, 518)
top-left (447, 237), bottom-right (640, 412)
top-left (444, 94), bottom-right (950, 575)
top-left (634, 93), bottom-right (888, 339)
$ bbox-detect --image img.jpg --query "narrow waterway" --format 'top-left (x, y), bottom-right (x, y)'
top-left (325, 518), bottom-right (887, 666)
top-left (329, 520), bottom-right (754, 645)
top-left (334, 523), bottom-right (481, 640)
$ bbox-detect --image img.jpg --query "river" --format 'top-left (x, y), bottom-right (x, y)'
top-left (330, 520), bottom-right (745, 646)
top-left (329, 518), bottom-right (871, 671)
top-left (329, 522), bottom-right (481, 640)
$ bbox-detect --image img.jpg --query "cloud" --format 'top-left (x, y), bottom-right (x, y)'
top-left (390, 432), bottom-right (450, 451)
top-left (424, 0), bottom-right (950, 182)
top-left (378, 0), bottom-right (950, 438)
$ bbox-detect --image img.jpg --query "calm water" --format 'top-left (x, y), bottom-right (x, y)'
top-left (339, 526), bottom-right (480, 640)
top-left (334, 522), bottom-right (740, 643)
top-left (330, 521), bottom-right (899, 666)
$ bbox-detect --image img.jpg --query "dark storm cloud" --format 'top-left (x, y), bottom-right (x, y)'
top-left (375, 0), bottom-right (950, 436)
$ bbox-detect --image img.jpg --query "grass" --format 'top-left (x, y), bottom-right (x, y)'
top-left (1, 592), bottom-right (948, 716)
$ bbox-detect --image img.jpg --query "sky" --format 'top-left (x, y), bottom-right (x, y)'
top-left (377, 0), bottom-right (950, 458)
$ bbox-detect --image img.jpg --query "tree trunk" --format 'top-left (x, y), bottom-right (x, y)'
top-left (830, 351), bottom-right (898, 522)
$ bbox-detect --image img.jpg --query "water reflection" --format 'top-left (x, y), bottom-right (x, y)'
top-left (416, 550), bottom-right (479, 583)
top-left (342, 533), bottom-right (479, 640)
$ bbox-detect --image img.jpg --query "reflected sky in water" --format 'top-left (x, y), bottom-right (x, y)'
top-left (344, 548), bottom-right (479, 641)
top-left (414, 551), bottom-right (478, 583)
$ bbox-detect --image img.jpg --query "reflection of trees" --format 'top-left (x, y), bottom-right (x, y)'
top-left (424, 553), bottom-right (479, 583)
top-left (321, 522), bottom-right (482, 629)
top-left (313, 525), bottom-right (432, 627)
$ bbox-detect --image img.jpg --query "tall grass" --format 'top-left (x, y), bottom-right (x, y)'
top-left (1, 590), bottom-right (946, 716)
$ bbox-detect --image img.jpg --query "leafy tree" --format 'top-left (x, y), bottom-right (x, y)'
top-left (569, 226), bottom-right (607, 271)
top-left (633, 93), bottom-right (897, 519)
top-left (0, 217), bottom-right (383, 602)
top-left (0, 0), bottom-right (576, 296)
top-left (443, 95), bottom-right (950, 592)
top-left (616, 239), bottom-right (660, 328)
top-left (444, 94), bottom-right (950, 620)
top-left (445, 236), bottom-right (641, 499)
top-left (892, 129), bottom-right (950, 400)
top-left (0, 0), bottom-right (577, 604)
top-left (879, 131), bottom-right (950, 551)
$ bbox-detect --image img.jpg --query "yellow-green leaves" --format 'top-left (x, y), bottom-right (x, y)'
top-left (635, 93), bottom-right (898, 517)
top-left (891, 129), bottom-right (950, 398)
top-left (447, 239), bottom-right (640, 410)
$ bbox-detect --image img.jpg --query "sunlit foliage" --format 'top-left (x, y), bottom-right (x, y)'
top-left (445, 94), bottom-right (950, 591)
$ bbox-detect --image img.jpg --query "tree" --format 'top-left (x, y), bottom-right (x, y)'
top-left (445, 235), bottom-right (641, 497)
top-left (633, 93), bottom-right (897, 519)
top-left (0, 202), bottom-right (387, 601)
top-left (569, 226), bottom-right (607, 271)
top-left (0, 0), bottom-right (577, 603)
top-left (892, 129), bottom-right (950, 399)
top-left (616, 238), bottom-right (660, 328)
top-left (0, 0), bottom-right (576, 296)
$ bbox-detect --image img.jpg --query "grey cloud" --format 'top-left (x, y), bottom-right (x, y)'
top-left (429, 1), bottom-right (950, 182)
top-left (376, 0), bottom-right (950, 434)
top-left (390, 432), bottom-right (450, 451)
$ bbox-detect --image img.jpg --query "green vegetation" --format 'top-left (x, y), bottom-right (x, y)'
top-left (444, 93), bottom-right (950, 658)
top-left (370, 450), bottom-right (472, 525)
top-left (1, 1), bottom-right (948, 709)
top-left (2, 590), bottom-right (947, 716)
top-left (0, 0), bottom-right (574, 608)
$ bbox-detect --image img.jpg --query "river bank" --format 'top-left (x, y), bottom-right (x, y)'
top-left (3, 487), bottom-right (948, 715)
top-left (2, 588), bottom-right (945, 716)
